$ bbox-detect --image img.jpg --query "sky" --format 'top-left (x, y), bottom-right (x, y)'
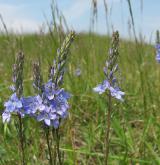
top-left (0, 0), bottom-right (159, 43)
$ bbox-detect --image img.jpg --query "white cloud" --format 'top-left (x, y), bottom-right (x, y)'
top-left (62, 0), bottom-right (120, 21)
top-left (0, 0), bottom-right (122, 33)
top-left (0, 4), bottom-right (41, 33)
top-left (62, 0), bottom-right (90, 21)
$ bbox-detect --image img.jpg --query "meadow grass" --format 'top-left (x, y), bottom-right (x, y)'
top-left (0, 31), bottom-right (159, 165)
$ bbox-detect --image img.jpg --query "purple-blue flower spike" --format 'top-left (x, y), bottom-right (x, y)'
top-left (22, 32), bottom-right (75, 129)
top-left (93, 31), bottom-right (125, 165)
top-left (2, 52), bottom-right (26, 165)
top-left (33, 61), bottom-right (43, 93)
top-left (2, 52), bottom-right (25, 123)
top-left (45, 32), bottom-right (75, 164)
top-left (38, 31), bottom-right (75, 128)
top-left (156, 30), bottom-right (160, 63)
top-left (32, 61), bottom-right (55, 165)
top-left (49, 31), bottom-right (75, 87)
top-left (93, 31), bottom-right (125, 101)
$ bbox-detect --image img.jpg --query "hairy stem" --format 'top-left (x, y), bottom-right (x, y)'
top-left (18, 114), bottom-right (25, 165)
top-left (52, 128), bottom-right (63, 165)
top-left (45, 127), bottom-right (53, 165)
top-left (105, 93), bottom-right (112, 165)
top-left (56, 128), bottom-right (62, 165)
top-left (52, 129), bottom-right (57, 165)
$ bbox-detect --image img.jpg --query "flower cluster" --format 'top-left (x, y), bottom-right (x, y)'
top-left (2, 52), bottom-right (25, 123)
top-left (2, 93), bottom-right (23, 123)
top-left (155, 44), bottom-right (160, 63)
top-left (22, 80), bottom-right (70, 128)
top-left (2, 31), bottom-right (75, 129)
top-left (155, 30), bottom-right (160, 63)
top-left (93, 31), bottom-right (125, 101)
top-left (38, 83), bottom-right (70, 128)
top-left (93, 80), bottom-right (124, 101)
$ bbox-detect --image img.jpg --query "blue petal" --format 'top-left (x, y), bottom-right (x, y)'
top-left (52, 120), bottom-right (59, 129)
top-left (4, 100), bottom-right (12, 108)
top-left (49, 113), bottom-right (57, 120)
top-left (61, 111), bottom-right (68, 118)
top-left (2, 112), bottom-right (11, 123)
top-left (60, 90), bottom-right (71, 99)
top-left (156, 54), bottom-right (160, 63)
top-left (57, 110), bottom-right (64, 116)
top-left (37, 113), bottom-right (45, 121)
top-left (47, 94), bottom-right (55, 100)
top-left (10, 93), bottom-right (18, 101)
top-left (38, 104), bottom-right (46, 111)
top-left (110, 87), bottom-right (125, 101)
top-left (93, 84), bottom-right (105, 94)
top-left (102, 80), bottom-right (110, 88)
top-left (9, 85), bottom-right (16, 92)
top-left (74, 68), bottom-right (81, 76)
top-left (15, 100), bottom-right (23, 108)
top-left (155, 44), bottom-right (160, 50)
top-left (36, 95), bottom-right (43, 104)
top-left (4, 101), bottom-right (15, 112)
top-left (44, 119), bottom-right (51, 126)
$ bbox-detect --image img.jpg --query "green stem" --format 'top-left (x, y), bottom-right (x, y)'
top-left (52, 128), bottom-right (63, 165)
top-left (52, 129), bottom-right (57, 165)
top-left (18, 114), bottom-right (25, 165)
top-left (45, 127), bottom-right (53, 165)
top-left (56, 128), bottom-right (62, 165)
top-left (105, 93), bottom-right (112, 165)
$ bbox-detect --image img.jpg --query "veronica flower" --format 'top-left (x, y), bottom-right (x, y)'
top-left (21, 95), bottom-right (45, 116)
top-left (93, 80), bottom-right (110, 94)
top-left (2, 52), bottom-right (25, 123)
top-left (109, 87), bottom-right (125, 101)
top-left (74, 68), bottom-right (81, 76)
top-left (1, 52), bottom-right (26, 164)
top-left (2, 112), bottom-right (11, 123)
top-left (93, 79), bottom-right (124, 101)
top-left (155, 44), bottom-right (160, 63)
top-left (22, 32), bottom-right (75, 129)
top-left (35, 32), bottom-right (75, 128)
top-left (35, 80), bottom-right (70, 128)
top-left (24, 82), bottom-right (71, 128)
top-left (93, 31), bottom-right (125, 165)
top-left (2, 93), bottom-right (24, 122)
top-left (93, 31), bottom-right (125, 101)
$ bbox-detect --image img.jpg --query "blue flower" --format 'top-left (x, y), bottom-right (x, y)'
top-left (35, 93), bottom-right (69, 128)
top-left (22, 95), bottom-right (45, 115)
top-left (2, 112), bottom-right (11, 123)
top-left (4, 93), bottom-right (23, 111)
top-left (37, 86), bottom-right (70, 128)
top-left (2, 93), bottom-right (24, 123)
top-left (93, 80), bottom-right (110, 94)
top-left (93, 79), bottom-right (124, 101)
top-left (9, 85), bottom-right (16, 92)
top-left (37, 106), bottom-right (60, 128)
top-left (43, 80), bottom-right (63, 100)
top-left (155, 44), bottom-right (160, 63)
top-left (74, 68), bottom-right (81, 76)
top-left (156, 54), bottom-right (160, 63)
top-left (93, 31), bottom-right (125, 102)
top-left (109, 87), bottom-right (125, 101)
top-left (21, 80), bottom-right (71, 128)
